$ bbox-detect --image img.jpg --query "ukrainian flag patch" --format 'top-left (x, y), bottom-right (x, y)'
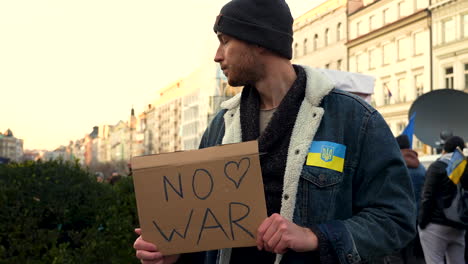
top-left (306, 141), bottom-right (346, 172)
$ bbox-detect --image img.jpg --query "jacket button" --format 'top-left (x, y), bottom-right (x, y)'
top-left (283, 194), bottom-right (289, 200)
top-left (319, 174), bottom-right (326, 182)
top-left (231, 114), bottom-right (234, 117)
top-left (313, 113), bottom-right (317, 117)
top-left (295, 149), bottom-right (300, 155)
top-left (347, 254), bottom-right (353, 261)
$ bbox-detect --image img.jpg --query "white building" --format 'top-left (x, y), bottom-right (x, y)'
top-left (430, 0), bottom-right (468, 92)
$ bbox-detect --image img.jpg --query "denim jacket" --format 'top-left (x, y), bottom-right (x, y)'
top-left (197, 66), bottom-right (416, 264)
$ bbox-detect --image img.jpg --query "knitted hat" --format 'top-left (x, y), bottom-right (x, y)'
top-left (444, 136), bottom-right (466, 153)
top-left (213, 0), bottom-right (294, 59)
top-left (396, 135), bottom-right (410, 149)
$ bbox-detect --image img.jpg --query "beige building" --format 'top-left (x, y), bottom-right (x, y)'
top-left (430, 0), bottom-right (468, 92)
top-left (0, 129), bottom-right (23, 162)
top-left (152, 81), bottom-right (184, 153)
top-left (97, 124), bottom-right (112, 163)
top-left (347, 0), bottom-right (431, 153)
top-left (292, 0), bottom-right (348, 70)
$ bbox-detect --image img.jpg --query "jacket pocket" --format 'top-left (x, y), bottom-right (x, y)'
top-left (296, 166), bottom-right (344, 224)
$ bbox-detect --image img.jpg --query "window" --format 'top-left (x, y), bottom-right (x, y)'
top-left (443, 19), bottom-right (455, 43)
top-left (356, 53), bottom-right (364, 72)
top-left (383, 8), bottom-right (390, 25)
top-left (369, 15), bottom-right (376, 31)
top-left (313, 34), bottom-right (318, 51)
top-left (369, 49), bottom-right (377, 69)
top-left (337, 23), bottom-right (342, 41)
top-left (415, 138), bottom-right (423, 149)
top-left (398, 122), bottom-right (406, 133)
top-left (349, 56), bottom-right (356, 72)
top-left (398, 78), bottom-right (407, 102)
top-left (413, 32), bottom-right (425, 56)
top-left (463, 14), bottom-right (468, 38)
top-left (415, 0), bottom-right (428, 10)
top-left (294, 42), bottom-right (298, 58)
top-left (383, 81), bottom-right (391, 104)
top-left (356, 21), bottom-right (361, 37)
top-left (325, 63), bottom-right (330, 69)
top-left (465, 63), bottom-right (468, 89)
top-left (445, 67), bottom-right (454, 89)
top-left (325, 28), bottom-right (330, 46)
top-left (397, 38), bottom-right (409, 60)
top-left (337, 59), bottom-right (342, 71)
top-left (383, 43), bottom-right (392, 65)
top-left (415, 74), bottom-right (424, 96)
top-left (303, 38), bottom-right (308, 55)
top-left (398, 1), bottom-right (406, 18)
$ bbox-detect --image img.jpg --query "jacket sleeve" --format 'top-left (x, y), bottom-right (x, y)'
top-left (198, 110), bottom-right (227, 149)
top-left (312, 111), bottom-right (417, 263)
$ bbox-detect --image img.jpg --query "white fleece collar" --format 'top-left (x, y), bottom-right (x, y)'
top-left (220, 65), bottom-right (334, 110)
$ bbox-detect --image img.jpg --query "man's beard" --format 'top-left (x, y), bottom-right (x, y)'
top-left (227, 51), bottom-right (262, 87)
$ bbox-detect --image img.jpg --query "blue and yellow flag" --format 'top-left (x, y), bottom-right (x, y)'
top-left (446, 148), bottom-right (467, 184)
top-left (306, 141), bottom-right (346, 172)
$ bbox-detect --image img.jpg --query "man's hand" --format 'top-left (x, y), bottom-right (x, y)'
top-left (256, 213), bottom-right (318, 254)
top-left (134, 228), bottom-right (180, 264)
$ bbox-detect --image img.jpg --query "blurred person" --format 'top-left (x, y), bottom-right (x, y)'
top-left (419, 136), bottom-right (467, 264)
top-left (383, 134), bottom-right (426, 264)
top-left (133, 0), bottom-right (416, 263)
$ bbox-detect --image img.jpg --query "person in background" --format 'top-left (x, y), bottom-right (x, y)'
top-left (383, 134), bottom-right (426, 264)
top-left (419, 136), bottom-right (467, 264)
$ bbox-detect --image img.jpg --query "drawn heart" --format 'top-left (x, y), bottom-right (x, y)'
top-left (224, 158), bottom-right (251, 189)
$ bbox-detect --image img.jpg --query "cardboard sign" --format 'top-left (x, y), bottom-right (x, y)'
top-left (131, 141), bottom-right (267, 255)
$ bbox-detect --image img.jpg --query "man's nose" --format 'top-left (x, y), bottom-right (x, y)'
top-left (214, 46), bottom-right (223, 62)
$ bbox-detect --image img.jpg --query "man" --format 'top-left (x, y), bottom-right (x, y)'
top-left (134, 0), bottom-right (416, 263)
top-left (419, 136), bottom-right (467, 264)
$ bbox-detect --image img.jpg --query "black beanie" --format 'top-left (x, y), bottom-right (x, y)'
top-left (213, 0), bottom-right (294, 60)
top-left (396, 135), bottom-right (410, 149)
top-left (444, 136), bottom-right (466, 153)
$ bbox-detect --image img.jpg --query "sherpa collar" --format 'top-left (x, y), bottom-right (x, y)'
top-left (220, 65), bottom-right (334, 111)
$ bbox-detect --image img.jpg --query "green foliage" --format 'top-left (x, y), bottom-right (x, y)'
top-left (0, 160), bottom-right (139, 263)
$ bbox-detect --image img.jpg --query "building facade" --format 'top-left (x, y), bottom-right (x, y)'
top-left (347, 0), bottom-right (431, 153)
top-left (180, 60), bottom-right (241, 151)
top-left (152, 80), bottom-right (184, 153)
top-left (292, 0), bottom-right (348, 70)
top-left (431, 0), bottom-right (468, 92)
top-left (0, 129), bottom-right (24, 162)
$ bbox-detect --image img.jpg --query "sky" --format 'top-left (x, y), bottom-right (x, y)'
top-left (0, 0), bottom-right (325, 151)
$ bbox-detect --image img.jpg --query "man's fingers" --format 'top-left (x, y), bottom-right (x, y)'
top-left (256, 216), bottom-right (273, 250)
top-left (264, 229), bottom-right (282, 253)
top-left (135, 228), bottom-right (142, 236)
top-left (273, 237), bottom-right (289, 254)
top-left (134, 236), bottom-right (158, 251)
top-left (262, 220), bottom-right (281, 251)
